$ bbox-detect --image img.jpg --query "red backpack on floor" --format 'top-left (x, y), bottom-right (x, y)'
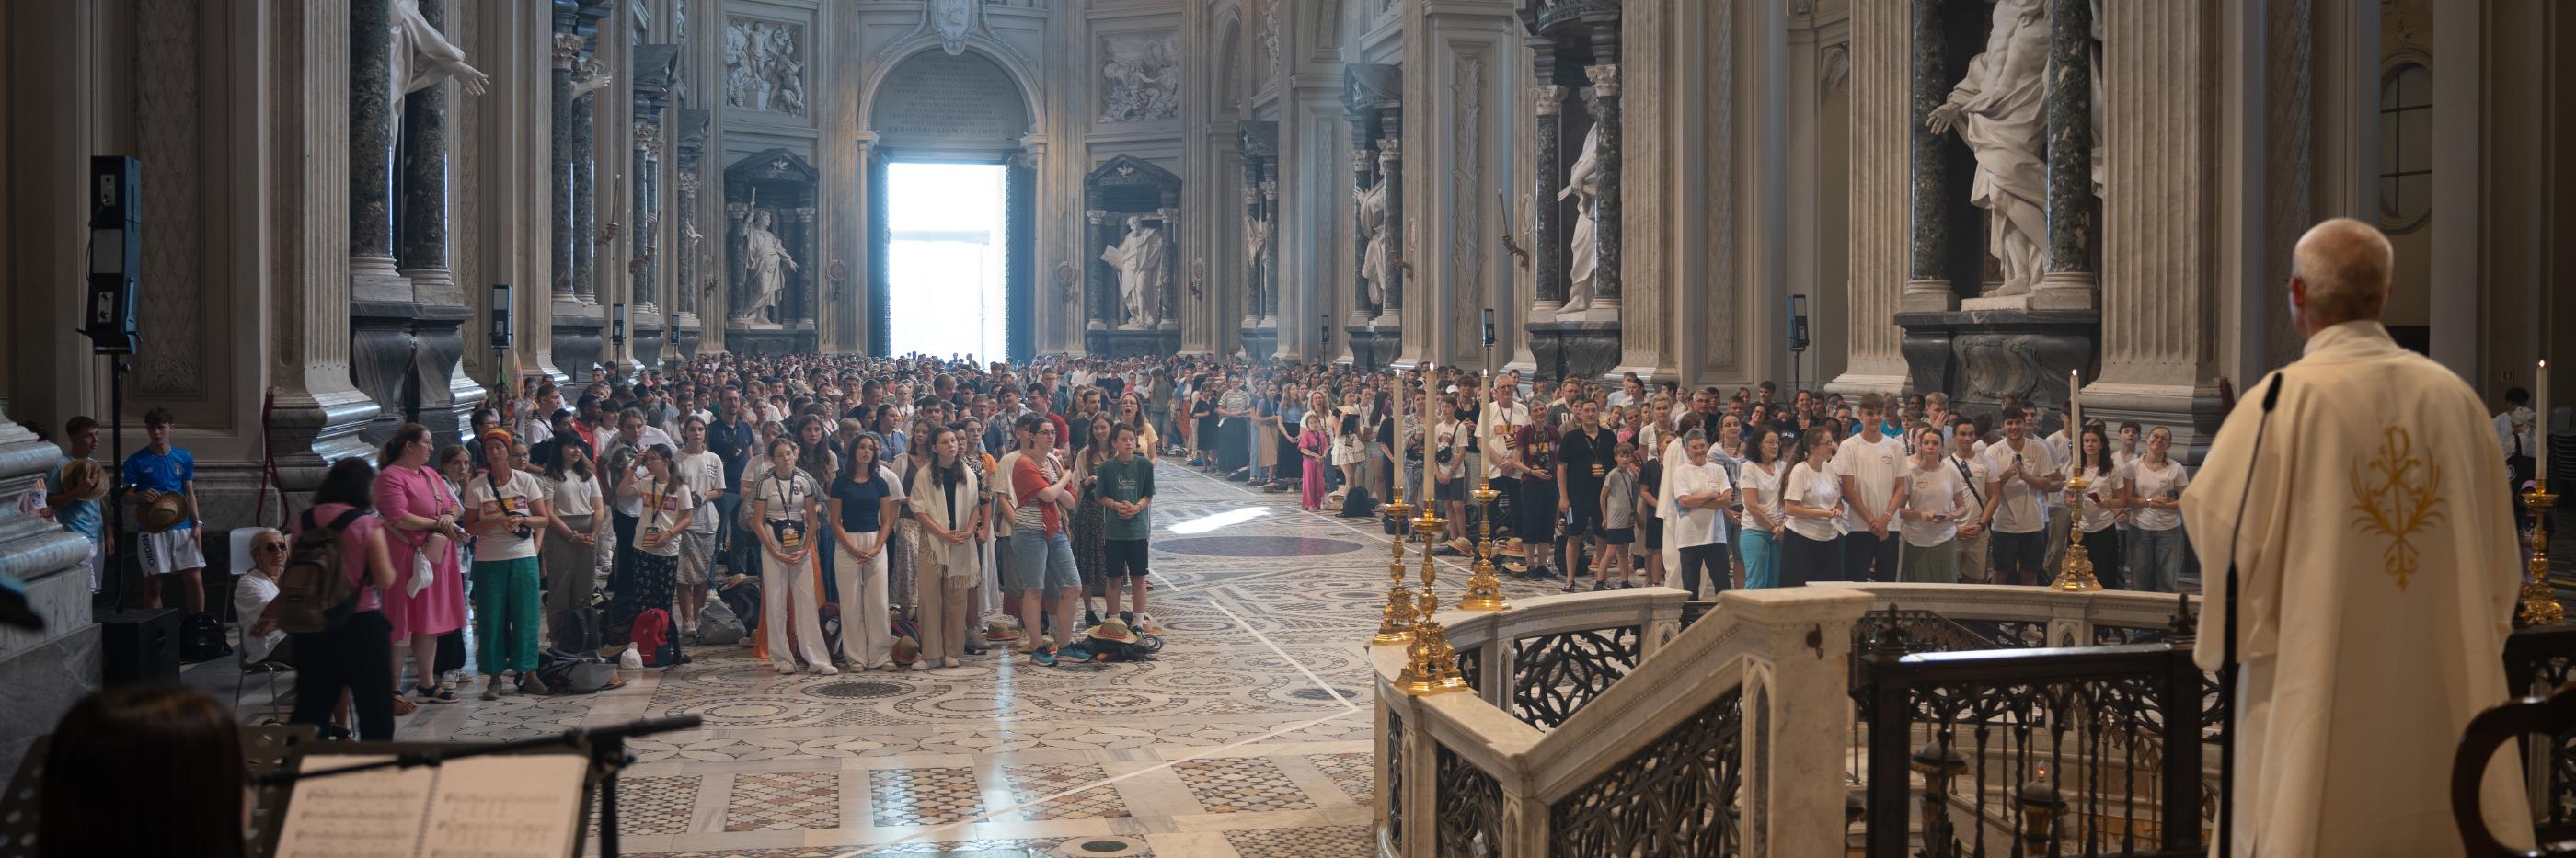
top-left (631, 608), bottom-right (681, 667)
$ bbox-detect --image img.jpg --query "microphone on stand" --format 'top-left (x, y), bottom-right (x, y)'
top-left (2214, 372), bottom-right (2285, 857)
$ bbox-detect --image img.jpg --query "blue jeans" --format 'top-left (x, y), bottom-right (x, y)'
top-left (1006, 524), bottom-right (1079, 592)
top-left (1739, 528), bottom-right (1780, 589)
top-left (2126, 527), bottom-right (2186, 593)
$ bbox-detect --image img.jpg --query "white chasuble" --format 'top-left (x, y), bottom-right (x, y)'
top-left (2185, 320), bottom-right (2530, 857)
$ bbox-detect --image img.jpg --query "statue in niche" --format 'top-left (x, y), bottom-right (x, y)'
top-left (1558, 123), bottom-right (1602, 313)
top-left (1245, 212), bottom-right (1271, 315)
top-left (730, 208), bottom-right (799, 324)
top-left (1354, 172), bottom-right (1391, 310)
top-left (387, 0), bottom-right (488, 134)
top-left (1102, 215), bottom-right (1170, 328)
top-left (1926, 0), bottom-right (2049, 297)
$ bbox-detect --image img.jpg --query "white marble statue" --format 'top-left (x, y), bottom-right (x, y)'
top-left (1558, 124), bottom-right (1602, 313)
top-left (730, 209), bottom-right (798, 324)
top-left (1927, 0), bottom-right (2049, 297)
top-left (1101, 215), bottom-right (1169, 328)
top-left (385, 0), bottom-right (487, 138)
top-left (1355, 175), bottom-right (1391, 308)
top-left (1246, 212), bottom-right (1271, 315)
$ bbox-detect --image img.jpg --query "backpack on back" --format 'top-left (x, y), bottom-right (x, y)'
top-left (273, 508), bottom-right (369, 635)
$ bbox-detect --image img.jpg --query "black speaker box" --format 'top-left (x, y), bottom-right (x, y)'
top-left (99, 608), bottom-right (180, 687)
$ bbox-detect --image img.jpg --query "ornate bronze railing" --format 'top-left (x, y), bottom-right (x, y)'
top-left (1435, 744), bottom-right (1507, 858)
top-left (1547, 686), bottom-right (1746, 855)
top-left (1855, 625), bottom-right (2210, 858)
top-left (2501, 623), bottom-right (2576, 843)
top-left (1510, 625), bottom-right (1642, 730)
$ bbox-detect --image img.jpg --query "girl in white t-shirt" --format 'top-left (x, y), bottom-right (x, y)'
top-left (2070, 425), bottom-right (2128, 589)
top-left (540, 443), bottom-right (608, 651)
top-left (2119, 427), bottom-right (2191, 593)
top-left (1735, 428), bottom-right (1788, 589)
top-left (615, 443), bottom-right (697, 666)
top-left (1669, 431), bottom-right (1736, 598)
top-left (750, 438), bottom-right (832, 674)
top-left (1779, 427), bottom-right (1847, 588)
top-left (464, 429), bottom-right (556, 698)
top-left (1897, 426), bottom-right (1969, 584)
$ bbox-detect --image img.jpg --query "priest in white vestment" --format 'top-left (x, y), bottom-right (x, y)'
top-left (2186, 218), bottom-right (2530, 857)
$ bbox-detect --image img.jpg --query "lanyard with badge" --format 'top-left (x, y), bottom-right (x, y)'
top-left (765, 471), bottom-right (805, 552)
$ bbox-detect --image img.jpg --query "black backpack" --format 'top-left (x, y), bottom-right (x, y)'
top-left (272, 508), bottom-right (369, 635)
top-left (180, 611), bottom-right (232, 663)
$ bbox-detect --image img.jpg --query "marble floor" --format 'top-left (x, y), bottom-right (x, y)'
top-left (224, 461), bottom-right (1566, 857)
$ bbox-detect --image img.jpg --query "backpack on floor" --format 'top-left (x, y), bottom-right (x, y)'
top-left (180, 611), bottom-right (232, 663)
top-left (554, 604), bottom-right (604, 653)
top-left (1339, 485), bottom-right (1378, 519)
top-left (817, 602), bottom-right (847, 663)
top-left (533, 648), bottom-right (619, 694)
top-left (630, 607), bottom-right (684, 668)
top-left (719, 577), bottom-right (762, 631)
top-left (273, 508), bottom-right (368, 634)
top-left (696, 599), bottom-right (746, 646)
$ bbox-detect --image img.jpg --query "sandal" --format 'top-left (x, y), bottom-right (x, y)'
top-left (391, 695), bottom-right (420, 716)
top-left (415, 684), bottom-right (456, 704)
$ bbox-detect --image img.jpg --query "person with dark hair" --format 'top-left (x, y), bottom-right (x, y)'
top-left (40, 686), bottom-right (248, 858)
top-left (245, 456), bottom-right (401, 738)
top-left (464, 429), bottom-right (554, 698)
top-left (753, 436), bottom-right (828, 673)
top-left (45, 415), bottom-right (109, 594)
top-left (1779, 427), bottom-right (1847, 588)
top-left (617, 443), bottom-right (698, 666)
top-left (122, 407), bottom-right (208, 613)
top-left (1091, 423), bottom-right (1156, 632)
top-left (541, 440), bottom-right (608, 650)
top-left (912, 425), bottom-right (985, 668)
top-left (828, 433), bottom-right (902, 670)
top-left (375, 423), bottom-right (471, 703)
top-left (2499, 385), bottom-right (2537, 489)
top-left (1980, 406), bottom-right (2063, 585)
top-left (673, 415), bottom-right (726, 634)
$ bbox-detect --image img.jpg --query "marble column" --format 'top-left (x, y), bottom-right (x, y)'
top-left (1583, 60), bottom-right (1623, 313)
top-left (572, 58), bottom-right (601, 307)
top-left (673, 109), bottom-right (707, 358)
top-left (394, 0), bottom-right (482, 440)
top-left (1530, 76), bottom-right (1568, 311)
top-left (1899, 0), bottom-right (1959, 313)
top-left (2032, 0), bottom-right (2099, 311)
top-left (349, 0), bottom-right (401, 290)
top-left (631, 120), bottom-right (664, 365)
top-left (550, 33), bottom-right (582, 304)
top-left (1377, 110), bottom-right (1406, 320)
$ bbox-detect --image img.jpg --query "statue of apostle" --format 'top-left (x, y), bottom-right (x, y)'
top-left (1101, 215), bottom-right (1168, 328)
top-left (387, 0), bottom-right (488, 136)
top-left (1926, 0), bottom-right (2048, 297)
top-left (1355, 175), bottom-right (1391, 309)
top-left (1558, 124), bottom-right (1601, 313)
top-left (730, 209), bottom-right (797, 324)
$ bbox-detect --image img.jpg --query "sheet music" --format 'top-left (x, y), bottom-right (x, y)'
top-left (272, 756), bottom-right (435, 858)
top-left (419, 756), bottom-right (588, 858)
top-left (272, 753), bottom-right (589, 858)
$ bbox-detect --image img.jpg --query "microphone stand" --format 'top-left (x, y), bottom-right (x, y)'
top-left (255, 715), bottom-right (701, 858)
top-left (2214, 373), bottom-right (2284, 857)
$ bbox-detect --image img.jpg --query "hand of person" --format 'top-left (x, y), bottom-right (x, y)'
top-left (138, 488), bottom-right (162, 503)
top-left (575, 532), bottom-right (596, 546)
top-left (249, 618), bottom-right (276, 637)
top-left (1926, 103), bottom-right (1963, 135)
top-left (1771, 523), bottom-right (1785, 539)
top-left (1870, 522), bottom-right (1889, 539)
top-left (946, 530), bottom-right (970, 545)
top-left (1959, 521), bottom-right (1983, 539)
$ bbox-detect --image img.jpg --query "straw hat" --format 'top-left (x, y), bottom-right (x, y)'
top-left (983, 619), bottom-right (1022, 642)
top-left (141, 493), bottom-right (188, 532)
top-left (58, 459), bottom-right (108, 502)
top-left (1087, 618), bottom-right (1141, 646)
top-left (891, 635), bottom-right (922, 666)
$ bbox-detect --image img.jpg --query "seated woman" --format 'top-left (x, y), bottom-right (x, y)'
top-left (231, 527), bottom-right (294, 668)
top-left (39, 685), bottom-right (247, 858)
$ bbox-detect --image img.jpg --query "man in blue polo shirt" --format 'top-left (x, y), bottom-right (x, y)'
top-left (44, 416), bottom-right (109, 593)
top-left (123, 407), bottom-right (208, 613)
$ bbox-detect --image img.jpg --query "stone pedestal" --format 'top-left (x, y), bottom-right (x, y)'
top-left (0, 406), bottom-right (102, 771)
top-left (1238, 326), bottom-right (1278, 360)
top-left (552, 316), bottom-right (605, 377)
top-left (1526, 319), bottom-right (1624, 383)
top-left (1095, 328), bottom-right (1179, 359)
top-left (1895, 307), bottom-right (2099, 415)
top-left (630, 320), bottom-right (666, 372)
top-left (672, 316), bottom-right (702, 360)
top-left (1346, 326), bottom-right (1400, 372)
top-left (726, 322), bottom-right (819, 356)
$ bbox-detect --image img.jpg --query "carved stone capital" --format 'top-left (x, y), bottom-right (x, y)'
top-left (1531, 85), bottom-right (1567, 116)
top-left (1377, 138), bottom-right (1401, 161)
top-left (1259, 179), bottom-right (1277, 200)
top-left (1242, 187), bottom-right (1262, 207)
top-left (633, 122), bottom-right (661, 148)
top-left (1085, 209), bottom-right (1108, 225)
top-left (553, 33), bottom-right (587, 70)
top-left (1585, 64), bottom-right (1621, 98)
top-left (1350, 149), bottom-right (1375, 174)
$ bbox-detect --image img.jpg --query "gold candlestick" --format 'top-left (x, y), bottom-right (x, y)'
top-left (2517, 482), bottom-right (2562, 626)
top-left (1374, 490), bottom-right (1420, 645)
top-left (1399, 509), bottom-right (1469, 694)
top-left (1458, 483), bottom-right (1508, 611)
top-left (2048, 475), bottom-right (2105, 592)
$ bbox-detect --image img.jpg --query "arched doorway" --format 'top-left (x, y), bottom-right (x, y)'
top-left (864, 48), bottom-right (1037, 360)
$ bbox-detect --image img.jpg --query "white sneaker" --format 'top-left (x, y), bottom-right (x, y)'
top-left (943, 658), bottom-right (961, 669)
top-left (810, 663), bottom-right (839, 676)
top-left (909, 660), bottom-right (931, 671)
top-left (773, 661), bottom-right (798, 675)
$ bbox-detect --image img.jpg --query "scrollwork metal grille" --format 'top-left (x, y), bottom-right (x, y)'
top-left (1511, 625), bottom-right (1642, 730)
top-left (1385, 709), bottom-right (1406, 850)
top-left (1457, 646), bottom-right (1483, 693)
top-left (1548, 687), bottom-right (1745, 856)
top-left (1434, 744), bottom-right (1506, 858)
top-left (2504, 625), bottom-right (2576, 841)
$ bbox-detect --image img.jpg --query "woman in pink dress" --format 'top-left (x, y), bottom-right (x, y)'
top-left (374, 423), bottom-right (469, 704)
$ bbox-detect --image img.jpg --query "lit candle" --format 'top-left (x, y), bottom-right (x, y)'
top-left (2541, 360), bottom-right (2552, 489)
top-left (2069, 369), bottom-right (2082, 436)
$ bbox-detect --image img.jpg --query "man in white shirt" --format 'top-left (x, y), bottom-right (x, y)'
top-left (1478, 373), bottom-right (1533, 551)
top-left (519, 384), bottom-right (564, 446)
top-left (1981, 406), bottom-right (2062, 585)
top-left (1949, 415), bottom-right (1998, 582)
top-left (673, 417), bottom-right (728, 634)
top-left (2497, 386), bottom-right (2536, 488)
top-left (1834, 394), bottom-right (1909, 582)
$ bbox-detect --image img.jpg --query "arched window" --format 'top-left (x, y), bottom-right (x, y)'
top-left (2378, 62), bottom-right (2432, 232)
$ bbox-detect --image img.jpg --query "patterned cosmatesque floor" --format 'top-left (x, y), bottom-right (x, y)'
top-left (354, 461), bottom-right (1564, 858)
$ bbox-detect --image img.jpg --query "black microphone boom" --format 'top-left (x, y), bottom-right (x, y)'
top-left (2215, 371), bottom-right (2284, 858)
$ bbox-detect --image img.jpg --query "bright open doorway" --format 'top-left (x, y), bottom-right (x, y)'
top-left (885, 162), bottom-right (1007, 362)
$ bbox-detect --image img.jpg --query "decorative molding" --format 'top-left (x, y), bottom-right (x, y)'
top-left (137, 0), bottom-right (204, 399)
top-left (723, 15), bottom-right (808, 118)
top-left (1449, 52), bottom-right (1487, 326)
top-left (1098, 30), bottom-right (1182, 124)
top-left (1819, 44), bottom-right (1849, 103)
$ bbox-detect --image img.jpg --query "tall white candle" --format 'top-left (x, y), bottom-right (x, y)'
top-left (1422, 363), bottom-right (1438, 504)
top-left (2540, 360), bottom-right (2552, 489)
top-left (2069, 369), bottom-right (2082, 436)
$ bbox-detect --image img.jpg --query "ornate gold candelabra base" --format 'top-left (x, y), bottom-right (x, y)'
top-left (1399, 510), bottom-right (1470, 694)
top-left (1457, 486), bottom-right (1509, 611)
top-left (1374, 497), bottom-right (1419, 645)
top-left (2049, 476), bottom-right (2105, 592)
top-left (2518, 486), bottom-right (2562, 626)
